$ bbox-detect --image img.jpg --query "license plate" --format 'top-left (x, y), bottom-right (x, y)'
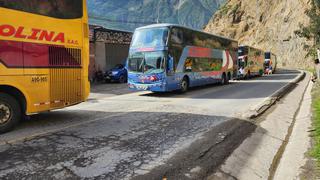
top-left (136, 84), bottom-right (149, 90)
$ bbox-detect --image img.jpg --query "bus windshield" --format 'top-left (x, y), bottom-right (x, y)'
top-left (131, 28), bottom-right (169, 48)
top-left (238, 47), bottom-right (248, 57)
top-left (128, 51), bottom-right (165, 74)
top-left (0, 0), bottom-right (83, 19)
top-left (265, 52), bottom-right (271, 59)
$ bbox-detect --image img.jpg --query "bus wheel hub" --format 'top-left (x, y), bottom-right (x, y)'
top-left (0, 104), bottom-right (11, 124)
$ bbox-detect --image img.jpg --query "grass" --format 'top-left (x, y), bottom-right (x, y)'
top-left (231, 4), bottom-right (240, 14)
top-left (305, 67), bottom-right (316, 74)
top-left (311, 81), bottom-right (320, 161)
top-left (217, 3), bottom-right (231, 16)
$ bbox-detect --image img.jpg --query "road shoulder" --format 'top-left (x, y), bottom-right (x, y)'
top-left (273, 73), bottom-right (313, 179)
top-left (208, 72), bottom-right (310, 180)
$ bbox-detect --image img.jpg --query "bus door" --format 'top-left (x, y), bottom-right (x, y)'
top-left (167, 48), bottom-right (183, 90)
top-left (166, 53), bottom-right (177, 90)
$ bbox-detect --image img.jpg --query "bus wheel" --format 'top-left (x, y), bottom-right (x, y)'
top-left (0, 94), bottom-right (21, 133)
top-left (245, 71), bottom-right (251, 80)
top-left (221, 73), bottom-right (228, 85)
top-left (227, 72), bottom-right (232, 81)
top-left (180, 77), bottom-right (189, 93)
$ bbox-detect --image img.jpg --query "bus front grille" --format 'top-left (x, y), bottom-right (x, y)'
top-left (49, 47), bottom-right (83, 108)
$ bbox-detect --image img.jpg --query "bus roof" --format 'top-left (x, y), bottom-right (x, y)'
top-left (136, 23), bottom-right (238, 43)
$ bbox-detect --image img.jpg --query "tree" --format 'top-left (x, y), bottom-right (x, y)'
top-left (295, 0), bottom-right (320, 58)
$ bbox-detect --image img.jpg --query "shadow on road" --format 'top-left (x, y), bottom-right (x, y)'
top-left (0, 110), bottom-right (259, 180)
top-left (89, 83), bottom-right (134, 98)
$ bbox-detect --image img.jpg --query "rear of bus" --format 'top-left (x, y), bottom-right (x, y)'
top-left (0, 0), bottom-right (90, 133)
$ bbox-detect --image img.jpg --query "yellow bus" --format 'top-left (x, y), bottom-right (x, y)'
top-left (0, 0), bottom-right (90, 133)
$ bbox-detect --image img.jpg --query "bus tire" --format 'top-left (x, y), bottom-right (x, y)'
top-left (221, 73), bottom-right (228, 85)
top-left (180, 77), bottom-right (189, 93)
top-left (227, 72), bottom-right (232, 81)
top-left (0, 94), bottom-right (21, 133)
top-left (245, 71), bottom-right (251, 80)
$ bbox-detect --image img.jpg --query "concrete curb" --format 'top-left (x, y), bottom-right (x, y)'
top-left (208, 71), bottom-right (311, 180)
top-left (242, 70), bottom-right (306, 119)
top-left (272, 73), bottom-right (313, 180)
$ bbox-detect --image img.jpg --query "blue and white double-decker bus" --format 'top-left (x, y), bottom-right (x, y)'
top-left (127, 24), bottom-right (238, 92)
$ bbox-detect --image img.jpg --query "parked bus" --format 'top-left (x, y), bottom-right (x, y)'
top-left (264, 52), bottom-right (277, 73)
top-left (0, 0), bottom-right (90, 133)
top-left (238, 45), bottom-right (265, 78)
top-left (127, 24), bottom-right (238, 92)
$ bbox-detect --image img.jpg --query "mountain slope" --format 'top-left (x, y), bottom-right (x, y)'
top-left (205, 0), bottom-right (312, 69)
top-left (88, 0), bottom-right (225, 31)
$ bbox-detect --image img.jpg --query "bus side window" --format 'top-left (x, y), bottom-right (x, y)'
top-left (0, 0), bottom-right (83, 19)
top-left (169, 48), bottom-right (182, 71)
top-left (183, 29), bottom-right (194, 46)
top-left (170, 28), bottom-right (183, 45)
top-left (192, 58), bottom-right (201, 72)
top-left (184, 58), bottom-right (193, 72)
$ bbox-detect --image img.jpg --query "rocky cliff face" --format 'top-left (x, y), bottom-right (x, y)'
top-left (88, 0), bottom-right (225, 31)
top-left (205, 0), bottom-right (312, 69)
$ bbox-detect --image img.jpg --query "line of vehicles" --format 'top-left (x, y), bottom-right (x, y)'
top-left (0, 0), bottom-right (277, 133)
top-left (127, 24), bottom-right (277, 93)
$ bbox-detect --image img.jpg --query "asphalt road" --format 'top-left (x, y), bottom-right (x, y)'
top-left (0, 69), bottom-right (300, 180)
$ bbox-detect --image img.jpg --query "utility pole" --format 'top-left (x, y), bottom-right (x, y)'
top-left (156, 0), bottom-right (161, 23)
top-left (178, 0), bottom-right (181, 24)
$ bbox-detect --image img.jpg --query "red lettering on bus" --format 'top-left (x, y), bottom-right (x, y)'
top-left (53, 33), bottom-right (65, 43)
top-left (0, 24), bottom-right (66, 44)
top-left (27, 29), bottom-right (41, 40)
top-left (14, 27), bottom-right (27, 38)
top-left (0, 24), bottom-right (15, 37)
top-left (39, 30), bottom-right (55, 41)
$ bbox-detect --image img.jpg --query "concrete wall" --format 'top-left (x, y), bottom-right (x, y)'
top-left (94, 42), bottom-right (107, 71)
top-left (105, 43), bottom-right (130, 70)
top-left (91, 42), bottom-right (130, 72)
top-left (89, 43), bottom-right (96, 81)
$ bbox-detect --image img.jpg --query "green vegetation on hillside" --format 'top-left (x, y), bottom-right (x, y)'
top-left (311, 82), bottom-right (320, 163)
top-left (295, 0), bottom-right (320, 58)
top-left (297, 0), bottom-right (320, 166)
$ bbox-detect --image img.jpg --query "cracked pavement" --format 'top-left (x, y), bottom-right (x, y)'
top-left (0, 70), bottom-right (300, 179)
